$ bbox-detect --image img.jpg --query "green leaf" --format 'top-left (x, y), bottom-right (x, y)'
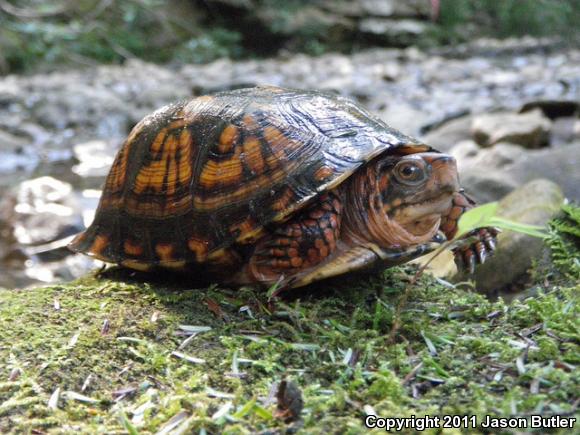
top-left (232, 398), bottom-right (256, 419)
top-left (253, 404), bottom-right (274, 421)
top-left (489, 217), bottom-right (548, 239)
top-left (118, 408), bottom-right (139, 435)
top-left (456, 202), bottom-right (498, 236)
top-left (456, 202), bottom-right (547, 239)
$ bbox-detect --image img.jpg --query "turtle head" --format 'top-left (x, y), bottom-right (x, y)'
top-left (342, 152), bottom-right (460, 248)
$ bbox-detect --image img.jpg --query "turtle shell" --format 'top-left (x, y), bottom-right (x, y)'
top-left (69, 86), bottom-right (432, 268)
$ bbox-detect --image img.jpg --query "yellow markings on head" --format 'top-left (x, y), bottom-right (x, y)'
top-left (155, 243), bottom-right (175, 262)
top-left (392, 198), bottom-right (403, 207)
top-left (242, 136), bottom-right (265, 174)
top-left (188, 237), bottom-right (209, 262)
top-left (90, 234), bottom-right (109, 256)
top-left (121, 259), bottom-right (151, 272)
top-left (123, 240), bottom-right (143, 256)
top-left (217, 124), bottom-right (239, 154)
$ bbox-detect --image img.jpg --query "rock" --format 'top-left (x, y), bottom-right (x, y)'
top-left (550, 117), bottom-right (580, 146)
top-left (0, 129), bottom-right (28, 152)
top-left (377, 102), bottom-right (430, 137)
top-left (12, 177), bottom-right (84, 245)
top-left (72, 141), bottom-right (115, 179)
top-left (520, 100), bottom-right (579, 119)
top-left (471, 109), bottom-right (552, 148)
top-left (452, 141), bottom-right (526, 171)
top-left (462, 179), bottom-right (564, 293)
top-left (455, 142), bottom-right (580, 203)
top-left (422, 116), bottom-right (474, 152)
top-left (506, 142), bottom-right (580, 202)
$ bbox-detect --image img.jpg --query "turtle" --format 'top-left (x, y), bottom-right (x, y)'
top-left (69, 86), bottom-right (497, 291)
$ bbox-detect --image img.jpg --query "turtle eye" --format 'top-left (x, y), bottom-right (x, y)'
top-left (394, 160), bottom-right (427, 185)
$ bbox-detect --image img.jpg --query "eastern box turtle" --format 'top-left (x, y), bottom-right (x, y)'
top-left (70, 86), bottom-right (497, 290)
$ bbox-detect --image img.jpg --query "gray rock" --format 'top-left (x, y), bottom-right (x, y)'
top-left (507, 142), bottom-right (580, 202)
top-left (12, 177), bottom-right (84, 246)
top-left (453, 142), bottom-right (580, 203)
top-left (422, 116), bottom-right (474, 152)
top-left (520, 100), bottom-right (579, 119)
top-left (471, 109), bottom-right (552, 148)
top-left (377, 103), bottom-right (430, 137)
top-left (72, 141), bottom-right (116, 179)
top-left (550, 117), bottom-right (580, 146)
top-left (464, 179), bottom-right (564, 293)
top-left (453, 141), bottom-right (526, 171)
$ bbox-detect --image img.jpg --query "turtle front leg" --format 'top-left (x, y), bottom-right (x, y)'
top-left (440, 190), bottom-right (499, 274)
top-left (233, 192), bottom-right (343, 288)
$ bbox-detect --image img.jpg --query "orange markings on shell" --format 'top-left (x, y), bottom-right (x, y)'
top-left (124, 240), bottom-right (143, 256)
top-left (230, 216), bottom-right (264, 243)
top-left (199, 145), bottom-right (243, 189)
top-left (217, 124), bottom-right (239, 154)
top-left (188, 238), bottom-right (209, 261)
top-left (242, 136), bottom-right (265, 174)
top-left (242, 114), bottom-right (259, 130)
top-left (314, 166), bottom-right (333, 181)
top-left (91, 235), bottom-right (109, 256)
top-left (155, 243), bottom-right (174, 262)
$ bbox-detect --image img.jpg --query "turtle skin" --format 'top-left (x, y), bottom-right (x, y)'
top-left (69, 86), bottom-right (496, 289)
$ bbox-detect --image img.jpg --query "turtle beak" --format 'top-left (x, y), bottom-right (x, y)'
top-left (422, 153), bottom-right (460, 194)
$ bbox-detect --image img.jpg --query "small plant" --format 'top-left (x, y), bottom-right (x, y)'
top-left (547, 203), bottom-right (580, 278)
top-left (456, 201), bottom-right (547, 240)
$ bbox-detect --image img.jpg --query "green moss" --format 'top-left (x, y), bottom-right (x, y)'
top-left (1, 207), bottom-right (579, 433)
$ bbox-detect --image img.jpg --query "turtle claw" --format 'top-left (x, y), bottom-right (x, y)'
top-left (453, 227), bottom-right (499, 274)
top-left (476, 244), bottom-right (487, 264)
top-left (467, 252), bottom-right (476, 274)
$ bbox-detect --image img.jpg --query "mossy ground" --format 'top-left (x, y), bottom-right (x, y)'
top-left (1, 210), bottom-right (578, 434)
